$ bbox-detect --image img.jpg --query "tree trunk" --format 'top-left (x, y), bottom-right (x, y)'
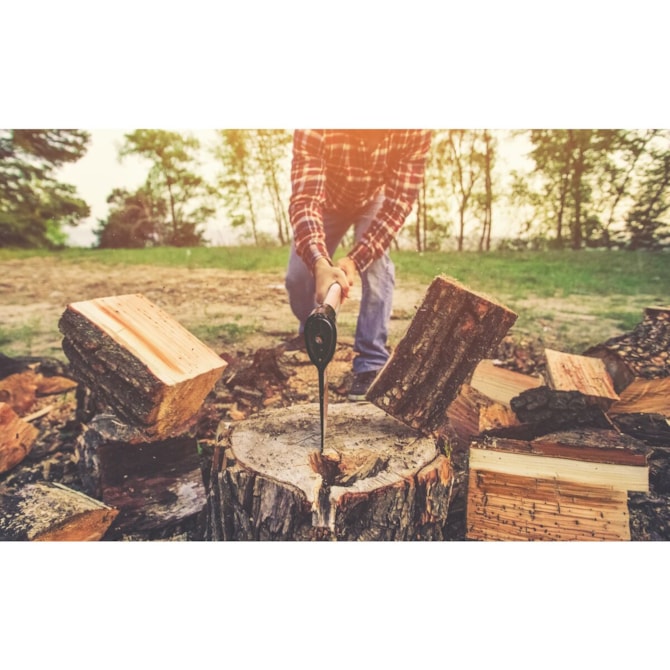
top-left (583, 306), bottom-right (670, 391)
top-left (205, 402), bottom-right (453, 540)
top-left (366, 275), bottom-right (517, 436)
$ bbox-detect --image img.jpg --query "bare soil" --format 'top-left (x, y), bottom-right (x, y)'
top-left (0, 256), bottom-right (653, 363)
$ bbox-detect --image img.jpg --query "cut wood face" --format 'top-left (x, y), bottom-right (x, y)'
top-left (65, 293), bottom-right (226, 385)
top-left (230, 402), bottom-right (438, 504)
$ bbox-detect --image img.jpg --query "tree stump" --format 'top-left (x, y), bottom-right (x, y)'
top-left (206, 402), bottom-right (453, 540)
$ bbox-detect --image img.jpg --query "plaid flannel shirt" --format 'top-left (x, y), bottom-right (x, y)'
top-left (288, 129), bottom-right (432, 273)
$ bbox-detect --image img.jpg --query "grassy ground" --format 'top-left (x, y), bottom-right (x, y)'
top-left (1, 246), bottom-right (668, 358)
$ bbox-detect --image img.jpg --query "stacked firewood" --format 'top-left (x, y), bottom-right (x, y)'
top-left (1, 294), bottom-right (227, 541)
top-left (448, 307), bottom-right (670, 541)
top-left (0, 354), bottom-right (118, 541)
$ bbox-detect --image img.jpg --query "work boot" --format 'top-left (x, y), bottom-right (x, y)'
top-left (282, 333), bottom-right (306, 352)
top-left (347, 370), bottom-right (379, 402)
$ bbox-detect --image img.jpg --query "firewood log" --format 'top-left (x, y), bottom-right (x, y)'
top-left (0, 481), bottom-right (118, 541)
top-left (366, 275), bottom-right (517, 435)
top-left (59, 293), bottom-right (227, 439)
top-left (0, 401), bottom-right (39, 474)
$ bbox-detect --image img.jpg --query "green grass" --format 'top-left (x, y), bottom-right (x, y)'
top-left (190, 321), bottom-right (258, 345)
top-left (0, 318), bottom-right (42, 356)
top-left (2, 246), bottom-right (667, 299)
top-left (1, 246), bottom-right (668, 357)
top-left (391, 249), bottom-right (670, 299)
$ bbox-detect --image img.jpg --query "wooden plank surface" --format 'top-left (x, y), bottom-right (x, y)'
top-left (545, 348), bottom-right (619, 408)
top-left (469, 447), bottom-right (649, 492)
top-left (470, 360), bottom-right (543, 406)
top-left (65, 293), bottom-right (225, 384)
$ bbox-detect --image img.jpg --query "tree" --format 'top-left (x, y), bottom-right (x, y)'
top-left (95, 186), bottom-right (169, 248)
top-left (526, 129), bottom-right (624, 249)
top-left (212, 130), bottom-right (261, 245)
top-left (115, 130), bottom-right (216, 247)
top-left (444, 130), bottom-right (486, 251)
top-left (410, 129), bottom-right (452, 252)
top-left (623, 140), bottom-right (670, 250)
top-left (254, 130), bottom-right (292, 245)
top-left (0, 129), bottom-right (90, 248)
top-left (211, 129), bottom-right (292, 246)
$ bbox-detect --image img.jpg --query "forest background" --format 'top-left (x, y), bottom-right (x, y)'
top-left (1, 128), bottom-right (669, 253)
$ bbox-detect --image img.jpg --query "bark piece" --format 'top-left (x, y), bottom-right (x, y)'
top-left (509, 386), bottom-right (615, 437)
top-left (76, 414), bottom-right (207, 538)
top-left (59, 293), bottom-right (227, 439)
top-left (470, 359), bottom-right (543, 406)
top-left (206, 402), bottom-right (453, 540)
top-left (0, 401), bottom-right (39, 473)
top-left (583, 305), bottom-right (670, 391)
top-left (466, 430), bottom-right (649, 541)
top-left (0, 481), bottom-right (118, 541)
top-left (366, 275), bottom-right (517, 435)
top-left (544, 348), bottom-right (619, 409)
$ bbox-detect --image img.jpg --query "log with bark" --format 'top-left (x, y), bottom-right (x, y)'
top-left (59, 293), bottom-right (227, 439)
top-left (206, 402), bottom-right (453, 540)
top-left (0, 481), bottom-right (118, 541)
top-left (76, 414), bottom-right (207, 540)
top-left (583, 305), bottom-right (670, 392)
top-left (507, 386), bottom-right (615, 439)
top-left (544, 348), bottom-right (620, 410)
top-left (366, 275), bottom-right (518, 436)
top-left (466, 429), bottom-right (650, 541)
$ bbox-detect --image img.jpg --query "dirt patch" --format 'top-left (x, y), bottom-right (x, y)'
top-left (0, 257), bottom-right (426, 360)
top-left (0, 256), bottom-right (649, 361)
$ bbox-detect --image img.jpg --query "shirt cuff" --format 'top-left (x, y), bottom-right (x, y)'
top-left (304, 242), bottom-right (331, 274)
top-left (348, 243), bottom-right (373, 274)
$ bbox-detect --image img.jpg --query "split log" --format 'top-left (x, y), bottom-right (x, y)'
top-left (366, 275), bottom-right (517, 435)
top-left (607, 377), bottom-right (670, 418)
top-left (583, 305), bottom-right (670, 392)
top-left (446, 384), bottom-right (519, 450)
top-left (0, 401), bottom-right (39, 473)
top-left (544, 348), bottom-right (619, 410)
top-left (59, 293), bottom-right (227, 439)
top-left (206, 402), bottom-right (454, 541)
top-left (466, 429), bottom-right (650, 541)
top-left (469, 359), bottom-right (543, 406)
top-left (0, 481), bottom-right (118, 541)
top-left (76, 415), bottom-right (207, 540)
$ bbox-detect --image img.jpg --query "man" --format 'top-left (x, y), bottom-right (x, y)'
top-left (285, 129), bottom-right (432, 401)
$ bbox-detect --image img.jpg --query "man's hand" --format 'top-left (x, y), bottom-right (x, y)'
top-left (314, 257), bottom-right (350, 304)
top-left (336, 256), bottom-right (358, 289)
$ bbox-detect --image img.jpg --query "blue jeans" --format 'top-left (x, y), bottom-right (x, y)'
top-left (285, 193), bottom-right (395, 375)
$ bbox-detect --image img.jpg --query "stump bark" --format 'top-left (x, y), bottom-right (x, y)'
top-left (206, 402), bottom-right (454, 540)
